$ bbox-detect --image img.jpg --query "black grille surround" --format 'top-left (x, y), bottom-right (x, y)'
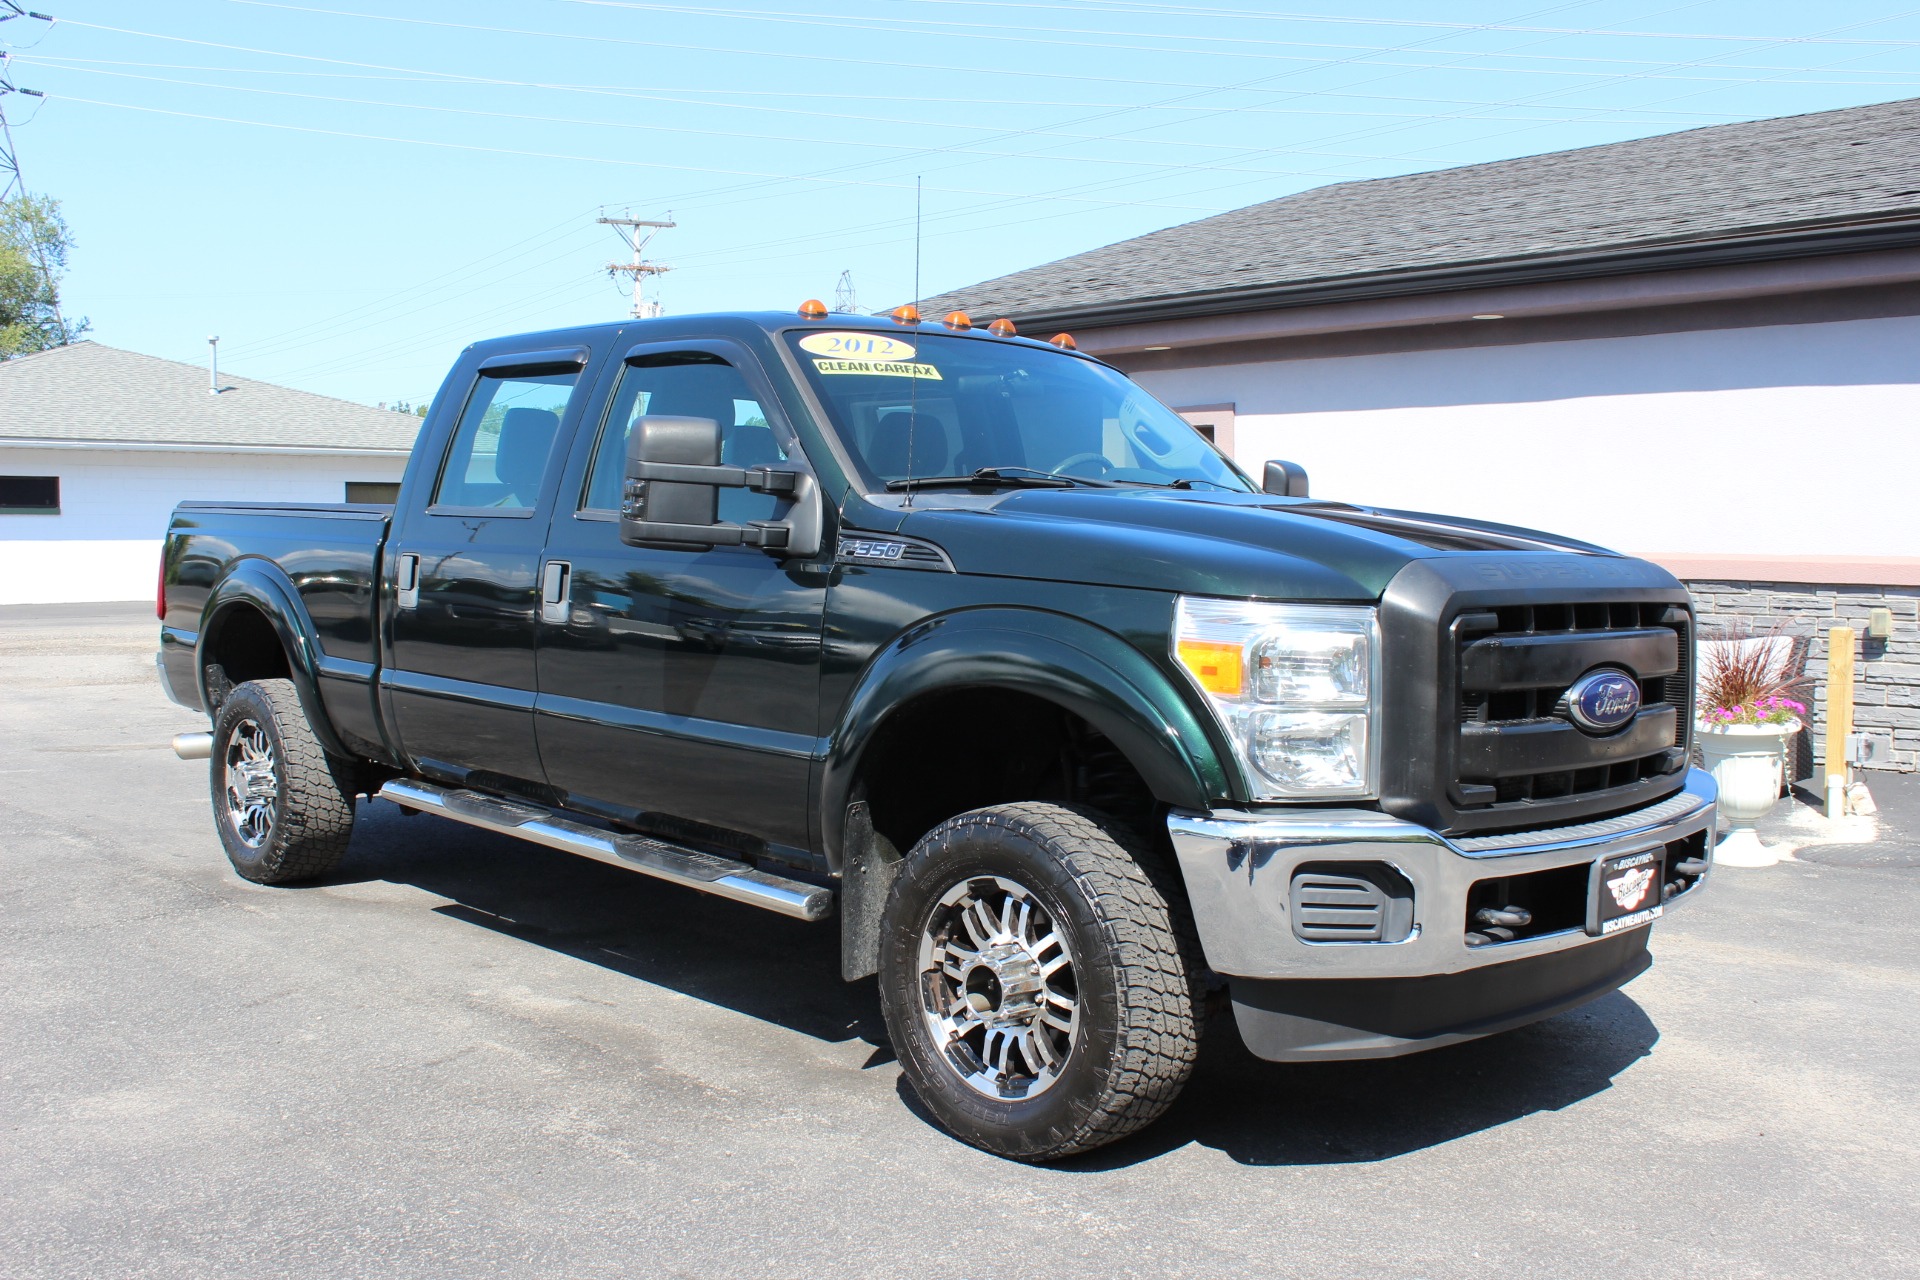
top-left (1377, 555), bottom-right (1696, 837)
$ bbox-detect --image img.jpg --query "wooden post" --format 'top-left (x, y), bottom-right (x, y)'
top-left (1826, 626), bottom-right (1855, 819)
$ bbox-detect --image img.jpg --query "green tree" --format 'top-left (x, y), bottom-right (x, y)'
top-left (0, 194), bottom-right (87, 356)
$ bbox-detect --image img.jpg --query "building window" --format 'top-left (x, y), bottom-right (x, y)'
top-left (1176, 404), bottom-right (1236, 457)
top-left (345, 481), bottom-right (401, 505)
top-left (0, 475), bottom-right (59, 514)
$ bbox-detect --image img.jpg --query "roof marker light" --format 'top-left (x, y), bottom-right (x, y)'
top-left (988, 317), bottom-right (1018, 337)
top-left (1049, 333), bottom-right (1077, 350)
top-left (798, 298), bottom-right (829, 319)
top-left (943, 310), bottom-right (972, 330)
top-left (890, 304), bottom-right (921, 324)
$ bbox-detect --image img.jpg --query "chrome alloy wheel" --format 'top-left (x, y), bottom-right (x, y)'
top-left (916, 875), bottom-right (1079, 1100)
top-left (221, 718), bottom-right (279, 849)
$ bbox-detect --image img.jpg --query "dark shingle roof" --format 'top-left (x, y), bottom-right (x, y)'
top-left (923, 97), bottom-right (1920, 324)
top-left (0, 342), bottom-right (422, 451)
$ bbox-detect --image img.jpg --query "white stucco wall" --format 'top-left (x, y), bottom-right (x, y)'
top-left (0, 446), bottom-right (406, 604)
top-left (1133, 314), bottom-right (1920, 558)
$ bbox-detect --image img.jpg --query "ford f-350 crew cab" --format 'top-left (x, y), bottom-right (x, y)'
top-left (158, 307), bottom-right (1716, 1161)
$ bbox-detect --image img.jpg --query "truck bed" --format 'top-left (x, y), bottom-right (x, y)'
top-left (158, 502), bottom-right (392, 746)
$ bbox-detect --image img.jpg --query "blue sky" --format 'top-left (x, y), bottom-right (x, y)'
top-left (16, 1), bottom-right (1920, 407)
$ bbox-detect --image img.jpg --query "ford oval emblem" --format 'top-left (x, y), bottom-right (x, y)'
top-left (1564, 668), bottom-right (1642, 734)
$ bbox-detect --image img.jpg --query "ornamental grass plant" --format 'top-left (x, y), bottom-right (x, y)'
top-left (1696, 621), bottom-right (1809, 727)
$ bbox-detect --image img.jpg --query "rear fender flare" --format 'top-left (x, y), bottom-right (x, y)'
top-left (196, 557), bottom-right (350, 760)
top-left (819, 607), bottom-right (1232, 868)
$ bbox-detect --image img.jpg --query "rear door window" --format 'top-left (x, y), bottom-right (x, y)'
top-left (432, 370), bottom-right (579, 512)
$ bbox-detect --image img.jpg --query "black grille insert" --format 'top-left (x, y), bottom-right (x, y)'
top-left (1454, 601), bottom-right (1691, 815)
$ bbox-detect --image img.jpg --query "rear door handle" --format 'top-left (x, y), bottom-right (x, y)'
top-left (395, 553), bottom-right (421, 609)
top-left (540, 559), bottom-right (571, 625)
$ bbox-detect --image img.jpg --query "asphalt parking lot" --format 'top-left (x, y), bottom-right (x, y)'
top-left (4, 602), bottom-right (1917, 1280)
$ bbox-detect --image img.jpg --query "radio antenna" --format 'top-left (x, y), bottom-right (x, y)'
top-left (904, 176), bottom-right (923, 510)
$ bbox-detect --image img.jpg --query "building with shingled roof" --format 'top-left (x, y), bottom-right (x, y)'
top-left (925, 97), bottom-right (1920, 774)
top-left (0, 342), bottom-right (421, 603)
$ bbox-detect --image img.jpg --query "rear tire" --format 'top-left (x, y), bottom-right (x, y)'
top-left (877, 803), bottom-right (1200, 1162)
top-left (209, 678), bottom-right (356, 884)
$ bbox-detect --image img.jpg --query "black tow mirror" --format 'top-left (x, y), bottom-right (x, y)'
top-left (1262, 459), bottom-right (1310, 498)
top-left (620, 415), bottom-right (820, 556)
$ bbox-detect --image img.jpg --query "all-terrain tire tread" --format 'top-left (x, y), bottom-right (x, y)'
top-left (214, 678), bottom-right (355, 884)
top-left (900, 802), bottom-right (1201, 1160)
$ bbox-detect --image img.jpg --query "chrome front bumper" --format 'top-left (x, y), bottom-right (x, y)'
top-left (1167, 768), bottom-right (1717, 982)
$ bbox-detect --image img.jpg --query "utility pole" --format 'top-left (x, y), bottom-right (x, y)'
top-left (598, 210), bottom-right (674, 320)
top-left (832, 269), bottom-right (857, 314)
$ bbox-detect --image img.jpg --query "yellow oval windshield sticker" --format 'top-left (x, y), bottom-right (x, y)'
top-left (798, 331), bottom-right (916, 360)
top-left (812, 358), bottom-right (942, 380)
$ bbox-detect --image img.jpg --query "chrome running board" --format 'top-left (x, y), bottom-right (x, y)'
top-left (377, 778), bottom-right (834, 922)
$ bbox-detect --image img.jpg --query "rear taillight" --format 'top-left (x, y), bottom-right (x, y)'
top-left (156, 550), bottom-right (167, 621)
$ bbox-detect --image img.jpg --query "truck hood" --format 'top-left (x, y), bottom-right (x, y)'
top-left (890, 487), bottom-right (1631, 601)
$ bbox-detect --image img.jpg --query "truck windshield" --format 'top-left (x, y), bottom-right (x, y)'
top-left (783, 331), bottom-right (1251, 493)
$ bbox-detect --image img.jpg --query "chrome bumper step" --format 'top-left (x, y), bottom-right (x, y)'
top-left (377, 778), bottom-right (834, 922)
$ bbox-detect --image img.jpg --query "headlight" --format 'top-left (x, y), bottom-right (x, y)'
top-left (1172, 597), bottom-right (1380, 800)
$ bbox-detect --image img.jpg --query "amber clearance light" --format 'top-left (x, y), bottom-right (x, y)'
top-left (988, 317), bottom-right (1017, 337)
top-left (1049, 332), bottom-right (1077, 350)
top-left (798, 298), bottom-right (829, 319)
top-left (942, 310), bottom-right (972, 330)
top-left (889, 304), bottom-right (921, 324)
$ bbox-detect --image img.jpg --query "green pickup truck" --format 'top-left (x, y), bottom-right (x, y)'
top-left (158, 306), bottom-right (1715, 1161)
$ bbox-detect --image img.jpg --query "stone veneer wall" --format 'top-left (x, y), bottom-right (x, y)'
top-left (1683, 579), bottom-right (1920, 774)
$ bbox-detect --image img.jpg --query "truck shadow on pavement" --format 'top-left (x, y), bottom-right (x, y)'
top-left (337, 801), bottom-right (890, 1053)
top-left (1052, 991), bottom-right (1659, 1169)
top-left (337, 800), bottom-right (1660, 1170)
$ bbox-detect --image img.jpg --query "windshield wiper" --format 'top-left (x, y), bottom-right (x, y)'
top-left (886, 466), bottom-right (1114, 492)
top-left (1122, 478), bottom-right (1233, 491)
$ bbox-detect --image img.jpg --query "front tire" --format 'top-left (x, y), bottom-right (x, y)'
top-left (877, 803), bottom-right (1200, 1161)
top-left (209, 678), bottom-right (356, 884)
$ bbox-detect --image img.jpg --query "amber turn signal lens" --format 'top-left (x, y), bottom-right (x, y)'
top-left (1049, 332), bottom-right (1077, 349)
top-left (943, 310), bottom-right (972, 330)
top-left (890, 304), bottom-right (921, 324)
top-left (988, 317), bottom-right (1017, 337)
top-left (1176, 639), bottom-right (1243, 697)
top-left (798, 298), bottom-right (829, 319)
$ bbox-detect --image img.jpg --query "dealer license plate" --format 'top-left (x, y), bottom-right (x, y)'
top-left (1589, 847), bottom-right (1666, 936)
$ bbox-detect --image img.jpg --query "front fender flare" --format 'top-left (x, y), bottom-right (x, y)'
top-left (819, 607), bottom-right (1233, 866)
top-left (196, 556), bottom-right (351, 760)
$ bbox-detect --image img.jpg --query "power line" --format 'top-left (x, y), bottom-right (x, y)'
top-left (170, 7), bottom-right (1920, 89)
top-left (12, 54), bottom-right (1786, 117)
top-left (45, 61), bottom-right (1731, 181)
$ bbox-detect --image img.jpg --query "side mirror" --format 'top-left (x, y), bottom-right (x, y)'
top-left (1262, 459), bottom-right (1310, 498)
top-left (620, 415), bottom-right (821, 556)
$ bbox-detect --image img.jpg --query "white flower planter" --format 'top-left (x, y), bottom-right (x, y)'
top-left (1696, 720), bottom-right (1801, 867)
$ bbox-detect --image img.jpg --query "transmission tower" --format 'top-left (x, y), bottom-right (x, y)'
top-left (0, 41), bottom-right (49, 205)
top-left (832, 269), bottom-right (857, 314)
top-left (0, 17), bottom-right (66, 344)
top-left (598, 210), bottom-right (675, 320)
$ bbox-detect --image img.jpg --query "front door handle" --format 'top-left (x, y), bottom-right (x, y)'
top-left (395, 553), bottom-right (421, 610)
top-left (540, 560), bottom-right (571, 625)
